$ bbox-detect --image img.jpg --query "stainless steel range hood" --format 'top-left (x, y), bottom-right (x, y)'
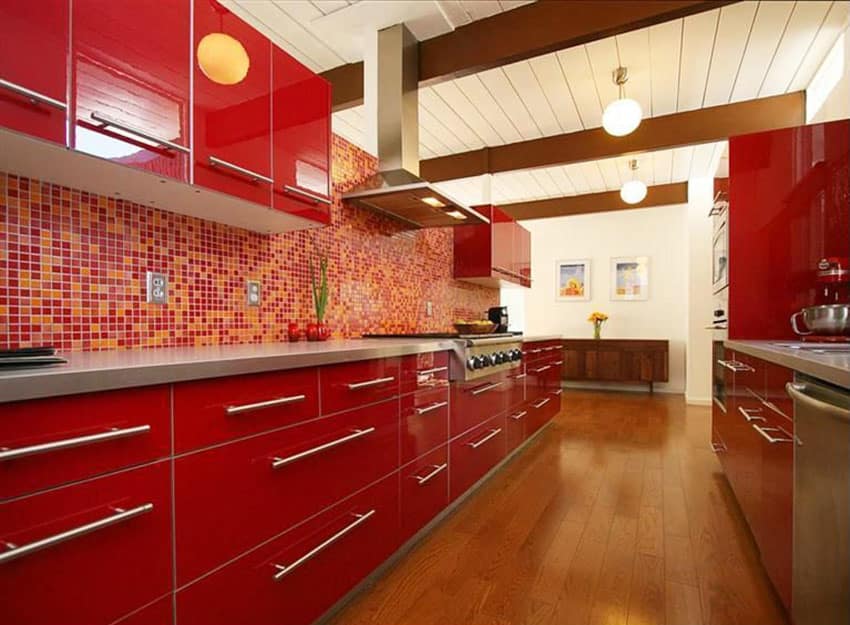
top-left (342, 24), bottom-right (488, 228)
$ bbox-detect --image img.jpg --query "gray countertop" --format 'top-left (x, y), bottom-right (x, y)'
top-left (521, 335), bottom-right (563, 342)
top-left (0, 339), bottom-right (458, 403)
top-left (725, 340), bottom-right (850, 389)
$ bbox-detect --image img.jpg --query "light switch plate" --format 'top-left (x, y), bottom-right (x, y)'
top-left (146, 271), bottom-right (168, 304)
top-left (246, 280), bottom-right (261, 306)
top-left (425, 301), bottom-right (433, 317)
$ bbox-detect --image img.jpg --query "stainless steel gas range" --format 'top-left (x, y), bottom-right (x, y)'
top-left (363, 333), bottom-right (523, 381)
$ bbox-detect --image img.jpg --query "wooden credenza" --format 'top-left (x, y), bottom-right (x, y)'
top-left (561, 339), bottom-right (669, 392)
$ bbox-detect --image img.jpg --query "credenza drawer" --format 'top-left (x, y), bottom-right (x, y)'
top-left (174, 398), bottom-right (399, 584)
top-left (320, 358), bottom-right (401, 415)
top-left (0, 386), bottom-right (170, 500)
top-left (176, 474), bottom-right (400, 625)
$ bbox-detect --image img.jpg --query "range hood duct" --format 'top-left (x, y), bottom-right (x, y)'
top-left (342, 24), bottom-right (488, 228)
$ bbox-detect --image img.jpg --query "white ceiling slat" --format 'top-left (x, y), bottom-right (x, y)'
top-left (703, 2), bottom-right (758, 106)
top-left (529, 169), bottom-right (562, 197)
top-left (455, 74), bottom-right (524, 144)
top-left (584, 37), bottom-right (622, 118)
top-left (419, 87), bottom-right (485, 150)
top-left (556, 46), bottom-right (603, 129)
top-left (596, 158), bottom-right (622, 189)
top-left (431, 81), bottom-right (505, 146)
top-left (418, 123), bottom-right (453, 158)
top-left (690, 142), bottom-right (719, 178)
top-left (761, 1), bottom-right (833, 97)
top-left (651, 150), bottom-right (674, 185)
top-left (615, 28), bottom-right (653, 118)
top-left (528, 54), bottom-right (584, 134)
top-left (513, 171), bottom-right (547, 199)
top-left (579, 162), bottom-right (607, 192)
top-left (648, 19), bottom-right (682, 116)
top-left (495, 172), bottom-right (527, 202)
top-left (731, 1), bottom-right (796, 102)
top-left (789, 0), bottom-right (850, 91)
top-left (461, 0), bottom-right (503, 21)
top-left (671, 146), bottom-right (695, 181)
top-left (545, 166), bottom-right (577, 196)
top-left (310, 1), bottom-right (351, 16)
top-left (503, 61), bottom-right (564, 136)
top-left (435, 1), bottom-right (473, 29)
top-left (678, 9), bottom-right (720, 111)
top-left (478, 68), bottom-right (543, 140)
top-left (615, 157), bottom-right (634, 187)
top-left (563, 163), bottom-right (591, 195)
top-left (498, 0), bottom-right (534, 11)
top-left (419, 106), bottom-right (471, 154)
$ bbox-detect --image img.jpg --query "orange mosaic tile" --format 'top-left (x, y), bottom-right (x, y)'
top-left (0, 135), bottom-right (498, 351)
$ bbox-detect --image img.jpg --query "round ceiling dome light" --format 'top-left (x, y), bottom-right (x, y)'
top-left (197, 32), bottom-right (250, 85)
top-left (602, 67), bottom-right (642, 137)
top-left (620, 159), bottom-right (647, 204)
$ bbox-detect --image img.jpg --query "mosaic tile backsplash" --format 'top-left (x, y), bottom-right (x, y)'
top-left (0, 135), bottom-right (498, 351)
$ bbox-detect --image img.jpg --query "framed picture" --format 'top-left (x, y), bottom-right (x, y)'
top-left (611, 256), bottom-right (649, 301)
top-left (556, 259), bottom-right (591, 301)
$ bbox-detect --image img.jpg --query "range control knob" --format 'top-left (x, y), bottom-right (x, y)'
top-left (466, 357), bottom-right (477, 371)
top-left (481, 354), bottom-right (493, 367)
top-left (512, 349), bottom-right (523, 361)
top-left (493, 352), bottom-right (504, 364)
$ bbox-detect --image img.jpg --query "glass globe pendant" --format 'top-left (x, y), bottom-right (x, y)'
top-left (620, 159), bottom-right (647, 204)
top-left (602, 67), bottom-right (642, 137)
top-left (197, 1), bottom-right (250, 86)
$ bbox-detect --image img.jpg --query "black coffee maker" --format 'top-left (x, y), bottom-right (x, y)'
top-left (487, 306), bottom-right (509, 333)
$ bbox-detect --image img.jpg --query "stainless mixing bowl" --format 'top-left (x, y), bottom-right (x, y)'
top-left (791, 304), bottom-right (850, 336)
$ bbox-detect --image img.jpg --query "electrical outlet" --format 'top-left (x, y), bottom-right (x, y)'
top-left (246, 280), bottom-right (261, 306)
top-left (146, 271), bottom-right (168, 304)
top-left (425, 301), bottom-right (433, 317)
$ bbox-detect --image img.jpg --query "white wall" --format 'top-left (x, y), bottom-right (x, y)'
top-left (514, 204), bottom-right (689, 394)
top-left (807, 29), bottom-right (850, 124)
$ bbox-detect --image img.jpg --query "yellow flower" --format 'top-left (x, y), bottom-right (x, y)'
top-left (587, 312), bottom-right (609, 323)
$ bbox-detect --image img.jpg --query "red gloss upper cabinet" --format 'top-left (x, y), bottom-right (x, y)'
top-left (193, 0), bottom-right (272, 206)
top-left (72, 0), bottom-right (191, 181)
top-left (491, 206), bottom-right (514, 278)
top-left (272, 47), bottom-right (331, 224)
top-left (454, 205), bottom-right (531, 287)
top-left (0, 0), bottom-right (68, 145)
top-left (514, 222), bottom-right (531, 284)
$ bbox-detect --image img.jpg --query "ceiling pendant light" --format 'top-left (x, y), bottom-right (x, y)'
top-left (620, 159), bottom-right (647, 204)
top-left (197, 1), bottom-right (250, 86)
top-left (602, 67), bottom-right (642, 137)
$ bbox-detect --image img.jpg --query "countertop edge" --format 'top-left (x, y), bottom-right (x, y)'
top-left (0, 340), bottom-right (459, 403)
top-left (725, 340), bottom-right (850, 390)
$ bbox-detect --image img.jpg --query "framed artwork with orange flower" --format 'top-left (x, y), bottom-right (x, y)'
top-left (556, 259), bottom-right (590, 301)
top-left (611, 256), bottom-right (649, 301)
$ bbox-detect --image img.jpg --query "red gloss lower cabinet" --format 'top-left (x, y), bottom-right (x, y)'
top-left (400, 351), bottom-right (450, 395)
top-left (450, 414), bottom-right (507, 501)
top-left (174, 397), bottom-right (399, 585)
top-left (400, 387), bottom-right (449, 465)
top-left (400, 445), bottom-right (449, 541)
top-left (0, 461), bottom-right (173, 625)
top-left (320, 357), bottom-right (401, 415)
top-left (176, 474), bottom-right (400, 625)
top-left (451, 373), bottom-right (508, 437)
top-left (506, 404), bottom-right (529, 453)
top-left (116, 596), bottom-right (173, 625)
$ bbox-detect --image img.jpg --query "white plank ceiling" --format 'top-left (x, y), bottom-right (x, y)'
top-left (432, 142), bottom-right (728, 207)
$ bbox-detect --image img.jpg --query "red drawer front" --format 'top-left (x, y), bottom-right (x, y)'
top-left (0, 386), bottom-right (170, 500)
top-left (400, 351), bottom-right (450, 395)
top-left (528, 392), bottom-right (557, 435)
top-left (116, 596), bottom-right (173, 625)
top-left (400, 445), bottom-right (449, 542)
top-left (174, 398), bottom-right (399, 585)
top-left (0, 0), bottom-right (68, 145)
top-left (449, 415), bottom-right (506, 501)
top-left (765, 361), bottom-right (793, 421)
top-left (506, 403), bottom-right (529, 453)
top-left (176, 474), bottom-right (400, 625)
top-left (400, 387), bottom-right (449, 465)
top-left (320, 358), bottom-right (401, 415)
top-left (0, 461), bottom-right (172, 625)
top-left (450, 372), bottom-right (507, 438)
top-left (173, 368), bottom-right (319, 453)
top-left (505, 369), bottom-right (526, 410)
top-left (525, 360), bottom-right (551, 403)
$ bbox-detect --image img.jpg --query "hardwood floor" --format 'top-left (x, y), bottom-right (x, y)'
top-left (328, 391), bottom-right (789, 625)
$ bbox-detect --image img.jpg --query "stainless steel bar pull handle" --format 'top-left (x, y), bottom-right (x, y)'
top-left (416, 401), bottom-right (448, 415)
top-left (271, 427), bottom-right (375, 469)
top-left (532, 398), bottom-right (551, 409)
top-left (90, 112), bottom-right (190, 154)
top-left (0, 78), bottom-right (66, 110)
top-left (553, 389), bottom-right (563, 396)
top-left (468, 428), bottom-right (502, 449)
top-left (283, 185), bottom-right (332, 205)
top-left (411, 463), bottom-right (447, 485)
top-left (471, 381), bottom-right (503, 396)
top-left (273, 509), bottom-right (375, 581)
top-left (347, 376), bottom-right (395, 390)
top-left (0, 503), bottom-right (153, 565)
top-left (552, 360), bottom-right (564, 365)
top-left (513, 373), bottom-right (527, 380)
top-left (418, 366), bottom-right (448, 376)
top-left (533, 365), bottom-right (551, 373)
top-left (737, 405), bottom-right (766, 422)
top-left (0, 425), bottom-right (151, 462)
top-left (225, 394), bottom-right (306, 416)
top-left (752, 424), bottom-right (793, 444)
top-left (208, 156), bottom-right (273, 184)
top-left (510, 411), bottom-right (528, 421)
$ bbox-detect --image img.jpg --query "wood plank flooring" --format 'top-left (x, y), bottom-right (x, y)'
top-left (328, 391), bottom-right (789, 625)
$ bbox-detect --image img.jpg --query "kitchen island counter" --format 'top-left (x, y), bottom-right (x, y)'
top-left (725, 340), bottom-right (850, 389)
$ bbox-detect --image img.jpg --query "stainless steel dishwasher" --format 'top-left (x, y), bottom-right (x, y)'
top-left (787, 377), bottom-right (850, 625)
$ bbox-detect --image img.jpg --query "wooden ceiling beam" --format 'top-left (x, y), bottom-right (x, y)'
top-left (420, 92), bottom-right (805, 182)
top-left (322, 0), bottom-right (733, 111)
top-left (500, 182), bottom-right (689, 220)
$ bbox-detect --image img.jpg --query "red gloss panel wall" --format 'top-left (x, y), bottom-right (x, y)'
top-left (728, 119), bottom-right (849, 340)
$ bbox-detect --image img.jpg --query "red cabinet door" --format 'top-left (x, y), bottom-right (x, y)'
top-left (0, 461), bottom-right (173, 625)
top-left (72, 0), bottom-right (190, 181)
top-left (491, 206), bottom-right (515, 282)
top-left (400, 351), bottom-right (449, 395)
top-left (0, 0), bottom-right (68, 144)
top-left (400, 387), bottom-right (449, 466)
top-left (506, 403), bottom-right (529, 452)
top-left (272, 46), bottom-right (331, 224)
top-left (450, 372), bottom-right (508, 438)
top-left (453, 207), bottom-right (492, 279)
top-left (449, 414), bottom-right (506, 501)
top-left (193, 0), bottom-right (271, 205)
top-left (320, 357), bottom-right (401, 415)
top-left (515, 223), bottom-right (531, 285)
top-left (176, 474), bottom-right (400, 625)
top-left (400, 445), bottom-right (449, 542)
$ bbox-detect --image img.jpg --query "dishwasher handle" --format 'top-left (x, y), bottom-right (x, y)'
top-left (786, 382), bottom-right (850, 422)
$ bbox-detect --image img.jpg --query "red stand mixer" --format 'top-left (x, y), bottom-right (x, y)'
top-left (791, 257), bottom-right (850, 342)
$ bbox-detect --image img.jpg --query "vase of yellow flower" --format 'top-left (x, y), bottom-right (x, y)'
top-left (588, 311), bottom-right (608, 339)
